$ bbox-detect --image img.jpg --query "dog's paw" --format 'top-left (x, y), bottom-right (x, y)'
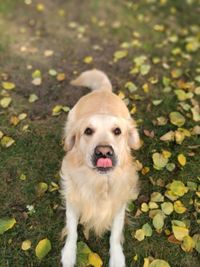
top-left (109, 245), bottom-right (125, 267)
top-left (61, 243), bottom-right (76, 267)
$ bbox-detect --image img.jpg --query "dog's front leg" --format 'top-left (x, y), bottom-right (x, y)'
top-left (61, 202), bottom-right (79, 267)
top-left (109, 205), bottom-right (126, 267)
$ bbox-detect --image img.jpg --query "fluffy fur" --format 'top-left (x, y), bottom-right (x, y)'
top-left (60, 69), bottom-right (140, 266)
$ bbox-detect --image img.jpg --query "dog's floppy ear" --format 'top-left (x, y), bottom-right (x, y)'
top-left (63, 130), bottom-right (76, 152)
top-left (128, 120), bottom-right (141, 150)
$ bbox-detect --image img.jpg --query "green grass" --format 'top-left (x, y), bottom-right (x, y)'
top-left (0, 0), bottom-right (200, 266)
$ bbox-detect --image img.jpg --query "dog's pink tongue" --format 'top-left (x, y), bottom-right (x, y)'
top-left (97, 158), bottom-right (112, 168)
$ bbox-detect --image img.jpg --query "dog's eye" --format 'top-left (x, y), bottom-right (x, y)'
top-left (113, 127), bottom-right (121, 136)
top-left (84, 127), bottom-right (94, 136)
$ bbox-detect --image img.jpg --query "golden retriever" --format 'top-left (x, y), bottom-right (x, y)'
top-left (60, 69), bottom-right (140, 267)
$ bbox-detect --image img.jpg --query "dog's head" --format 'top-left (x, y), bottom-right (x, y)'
top-left (64, 114), bottom-right (140, 173)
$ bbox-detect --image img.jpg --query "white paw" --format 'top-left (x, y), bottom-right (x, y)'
top-left (61, 242), bottom-right (76, 267)
top-left (109, 245), bottom-right (125, 267)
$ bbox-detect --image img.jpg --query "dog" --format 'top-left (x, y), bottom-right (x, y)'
top-left (60, 69), bottom-right (140, 267)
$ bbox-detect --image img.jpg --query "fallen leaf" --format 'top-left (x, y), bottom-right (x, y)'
top-left (36, 182), bottom-right (48, 197)
top-left (36, 3), bottom-right (45, 12)
top-left (52, 105), bottom-right (63, 116)
top-left (142, 223), bottom-right (153, 237)
top-left (161, 202), bottom-right (174, 215)
top-left (134, 229), bottom-right (145, 241)
top-left (18, 113), bottom-right (27, 121)
top-left (141, 203), bottom-right (149, 212)
top-left (35, 238), bottom-right (51, 260)
top-left (166, 163), bottom-right (176, 172)
top-left (2, 82), bottom-right (15, 90)
top-left (48, 69), bottom-right (57, 76)
top-left (1, 136), bottom-right (15, 148)
top-left (56, 73), bottom-right (66, 81)
top-left (10, 115), bottom-right (20, 126)
top-left (151, 192), bottom-right (164, 202)
top-left (160, 131), bottom-right (174, 142)
top-left (83, 56), bottom-right (93, 64)
top-left (167, 180), bottom-right (188, 197)
top-left (88, 252), bottom-right (103, 267)
top-left (152, 152), bottom-right (168, 170)
top-left (21, 240), bottom-right (31, 251)
top-left (32, 77), bottom-right (42, 86)
top-left (174, 200), bottom-right (187, 214)
top-left (169, 112), bottom-right (185, 127)
top-left (181, 235), bottom-right (195, 252)
top-left (125, 81), bottom-right (138, 92)
top-left (0, 217), bottom-right (16, 234)
top-left (44, 50), bottom-right (54, 57)
top-left (32, 70), bottom-right (41, 78)
top-left (19, 173), bottom-right (27, 181)
top-left (113, 50), bottom-right (128, 62)
top-left (0, 97), bottom-right (12, 108)
top-left (172, 225), bottom-right (189, 241)
top-left (177, 154), bottom-right (186, 166)
top-left (29, 94), bottom-right (38, 103)
top-left (149, 259), bottom-right (170, 267)
top-left (153, 212), bottom-right (164, 230)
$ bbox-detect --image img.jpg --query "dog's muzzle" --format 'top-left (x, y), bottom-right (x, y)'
top-left (92, 145), bottom-right (117, 172)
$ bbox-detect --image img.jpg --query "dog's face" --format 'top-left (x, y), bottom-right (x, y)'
top-left (64, 114), bottom-right (140, 173)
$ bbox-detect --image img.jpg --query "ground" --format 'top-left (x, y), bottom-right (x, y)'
top-left (0, 0), bottom-right (200, 266)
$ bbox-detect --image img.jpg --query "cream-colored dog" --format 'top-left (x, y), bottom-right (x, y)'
top-left (60, 69), bottom-right (140, 267)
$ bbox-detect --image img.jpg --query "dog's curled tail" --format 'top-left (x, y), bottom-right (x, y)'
top-left (70, 69), bottom-right (112, 91)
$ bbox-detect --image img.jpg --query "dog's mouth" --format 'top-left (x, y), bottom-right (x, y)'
top-left (92, 145), bottom-right (117, 173)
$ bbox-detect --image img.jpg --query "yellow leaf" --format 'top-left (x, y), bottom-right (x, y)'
top-left (149, 259), bottom-right (170, 267)
top-left (152, 152), bottom-right (168, 170)
top-left (83, 56), bottom-right (93, 64)
top-left (36, 3), bottom-right (45, 11)
top-left (18, 113), bottom-right (27, 121)
top-left (174, 200), bottom-right (187, 214)
top-left (141, 166), bottom-right (150, 175)
top-left (162, 150), bottom-right (171, 159)
top-left (160, 131), bottom-right (175, 142)
top-left (10, 115), bottom-right (20, 126)
top-left (0, 97), bottom-right (12, 108)
top-left (88, 252), bottom-right (103, 267)
top-left (134, 229), bottom-right (145, 241)
top-left (21, 240), bottom-right (31, 251)
top-left (1, 136), bottom-right (15, 148)
top-left (169, 112), bottom-right (185, 127)
top-left (113, 50), bottom-right (128, 62)
top-left (153, 213), bottom-right (164, 230)
top-left (19, 173), bottom-right (27, 181)
top-left (52, 105), bottom-right (63, 116)
top-left (177, 154), bottom-right (186, 166)
top-left (168, 180), bottom-right (188, 197)
top-left (35, 238), bottom-right (51, 260)
top-left (143, 258), bottom-right (150, 267)
top-left (36, 182), bottom-right (48, 197)
top-left (141, 203), bottom-right (149, 212)
top-left (56, 73), bottom-right (66, 81)
top-left (181, 235), bottom-right (195, 252)
top-left (29, 94), bottom-right (38, 103)
top-left (0, 217), bottom-right (16, 234)
top-left (161, 202), bottom-right (174, 215)
top-left (172, 226), bottom-right (189, 241)
top-left (2, 82), bottom-right (15, 90)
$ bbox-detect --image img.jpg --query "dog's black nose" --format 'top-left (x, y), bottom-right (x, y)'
top-left (95, 145), bottom-right (113, 157)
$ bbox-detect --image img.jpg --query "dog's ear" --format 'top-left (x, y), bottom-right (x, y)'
top-left (63, 131), bottom-right (76, 152)
top-left (63, 121), bottom-right (77, 152)
top-left (128, 121), bottom-right (141, 150)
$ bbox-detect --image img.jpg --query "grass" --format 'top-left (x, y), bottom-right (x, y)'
top-left (0, 0), bottom-right (200, 266)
